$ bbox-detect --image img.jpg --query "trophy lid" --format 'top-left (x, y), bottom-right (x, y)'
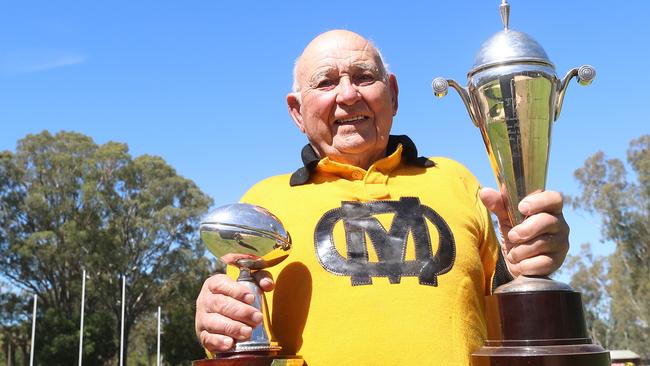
top-left (470, 1), bottom-right (553, 75)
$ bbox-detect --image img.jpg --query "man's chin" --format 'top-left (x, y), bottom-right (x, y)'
top-left (330, 141), bottom-right (386, 164)
top-left (332, 139), bottom-right (375, 156)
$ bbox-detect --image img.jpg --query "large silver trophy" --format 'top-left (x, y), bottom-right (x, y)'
top-left (433, 1), bottom-right (595, 226)
top-left (433, 1), bottom-right (608, 365)
top-left (197, 203), bottom-right (302, 366)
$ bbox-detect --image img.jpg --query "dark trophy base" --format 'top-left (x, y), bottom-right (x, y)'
top-left (193, 352), bottom-right (304, 366)
top-left (471, 277), bottom-right (610, 366)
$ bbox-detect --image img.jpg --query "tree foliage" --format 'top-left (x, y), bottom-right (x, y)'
top-left (0, 285), bottom-right (32, 366)
top-left (160, 255), bottom-right (213, 365)
top-left (563, 244), bottom-right (612, 347)
top-left (568, 135), bottom-right (649, 358)
top-left (0, 131), bottom-right (212, 365)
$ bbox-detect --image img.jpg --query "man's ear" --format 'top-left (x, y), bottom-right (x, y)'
top-left (388, 74), bottom-right (399, 115)
top-left (287, 92), bottom-right (305, 133)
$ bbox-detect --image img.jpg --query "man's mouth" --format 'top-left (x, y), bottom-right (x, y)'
top-left (335, 115), bottom-right (367, 124)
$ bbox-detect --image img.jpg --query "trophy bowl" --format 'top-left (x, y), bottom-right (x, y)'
top-left (201, 203), bottom-right (291, 271)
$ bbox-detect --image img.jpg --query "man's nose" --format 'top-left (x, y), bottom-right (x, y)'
top-left (336, 77), bottom-right (361, 105)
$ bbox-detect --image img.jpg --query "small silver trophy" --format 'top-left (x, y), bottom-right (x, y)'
top-left (200, 203), bottom-right (292, 355)
top-left (432, 1), bottom-right (608, 365)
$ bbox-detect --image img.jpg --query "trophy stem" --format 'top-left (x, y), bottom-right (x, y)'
top-left (237, 268), bottom-right (254, 282)
top-left (215, 268), bottom-right (281, 355)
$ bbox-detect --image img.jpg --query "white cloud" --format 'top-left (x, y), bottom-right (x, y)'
top-left (0, 48), bottom-right (87, 75)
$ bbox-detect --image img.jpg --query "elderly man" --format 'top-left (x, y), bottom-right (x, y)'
top-left (195, 30), bottom-right (569, 365)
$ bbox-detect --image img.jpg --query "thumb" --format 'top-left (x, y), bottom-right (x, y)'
top-left (479, 187), bottom-right (511, 228)
top-left (253, 270), bottom-right (275, 292)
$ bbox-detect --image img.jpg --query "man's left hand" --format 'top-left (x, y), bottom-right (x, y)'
top-left (479, 188), bottom-right (569, 277)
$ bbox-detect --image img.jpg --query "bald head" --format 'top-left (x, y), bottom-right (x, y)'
top-left (292, 30), bottom-right (389, 93)
top-left (285, 29), bottom-right (399, 169)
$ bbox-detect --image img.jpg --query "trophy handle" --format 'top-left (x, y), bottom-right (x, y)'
top-left (432, 77), bottom-right (480, 127)
top-left (555, 65), bottom-right (596, 121)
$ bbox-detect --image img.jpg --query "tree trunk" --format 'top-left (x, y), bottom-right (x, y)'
top-left (122, 325), bottom-right (131, 366)
top-left (8, 340), bottom-right (14, 366)
top-left (20, 343), bottom-right (28, 366)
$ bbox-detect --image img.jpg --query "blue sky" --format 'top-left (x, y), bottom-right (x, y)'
top-left (1, 0), bottom-right (648, 279)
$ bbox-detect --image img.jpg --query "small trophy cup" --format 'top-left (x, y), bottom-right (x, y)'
top-left (194, 203), bottom-right (303, 366)
top-left (433, 1), bottom-right (609, 365)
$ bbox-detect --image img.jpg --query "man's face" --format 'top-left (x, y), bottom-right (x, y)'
top-left (287, 31), bottom-right (398, 168)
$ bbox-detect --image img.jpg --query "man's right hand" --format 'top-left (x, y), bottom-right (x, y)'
top-left (195, 271), bottom-right (275, 353)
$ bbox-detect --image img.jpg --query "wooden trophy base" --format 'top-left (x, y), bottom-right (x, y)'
top-left (193, 352), bottom-right (303, 366)
top-left (471, 278), bottom-right (610, 366)
top-left (472, 344), bottom-right (610, 366)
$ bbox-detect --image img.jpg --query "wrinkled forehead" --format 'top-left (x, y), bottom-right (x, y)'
top-left (297, 34), bottom-right (383, 81)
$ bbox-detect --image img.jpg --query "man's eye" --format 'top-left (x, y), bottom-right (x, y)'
top-left (316, 79), bottom-right (337, 89)
top-left (355, 74), bottom-right (376, 85)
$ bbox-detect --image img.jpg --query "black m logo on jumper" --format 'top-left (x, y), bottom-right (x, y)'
top-left (314, 197), bottom-right (456, 286)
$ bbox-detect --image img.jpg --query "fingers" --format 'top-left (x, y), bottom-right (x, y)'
top-left (198, 331), bottom-right (234, 353)
top-left (479, 187), bottom-right (511, 229)
top-left (481, 189), bottom-right (564, 222)
top-left (504, 209), bottom-right (569, 277)
top-left (508, 212), bottom-right (567, 243)
top-left (199, 275), bottom-right (263, 327)
top-left (195, 274), bottom-right (266, 350)
top-left (493, 190), bottom-right (569, 277)
top-left (518, 191), bottom-right (564, 216)
top-left (505, 233), bottom-right (567, 264)
top-left (508, 253), bottom-right (564, 276)
top-left (206, 274), bottom-right (256, 304)
top-left (200, 311), bottom-right (255, 340)
top-left (253, 270), bottom-right (275, 292)
top-left (204, 293), bottom-right (264, 326)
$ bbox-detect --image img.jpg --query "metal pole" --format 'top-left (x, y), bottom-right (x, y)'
top-left (78, 269), bottom-right (86, 366)
top-left (29, 294), bottom-right (37, 366)
top-left (156, 306), bottom-right (161, 366)
top-left (119, 275), bottom-right (125, 366)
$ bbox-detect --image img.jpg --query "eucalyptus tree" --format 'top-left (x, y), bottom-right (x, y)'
top-left (0, 131), bottom-right (212, 365)
top-left (568, 135), bottom-right (649, 358)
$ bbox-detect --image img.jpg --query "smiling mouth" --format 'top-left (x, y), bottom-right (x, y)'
top-left (335, 115), bottom-right (368, 124)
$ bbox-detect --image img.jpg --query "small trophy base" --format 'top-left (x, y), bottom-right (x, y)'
top-left (193, 353), bottom-right (304, 366)
top-left (471, 277), bottom-right (609, 366)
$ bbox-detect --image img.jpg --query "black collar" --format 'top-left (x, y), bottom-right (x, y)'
top-left (289, 135), bottom-right (434, 186)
